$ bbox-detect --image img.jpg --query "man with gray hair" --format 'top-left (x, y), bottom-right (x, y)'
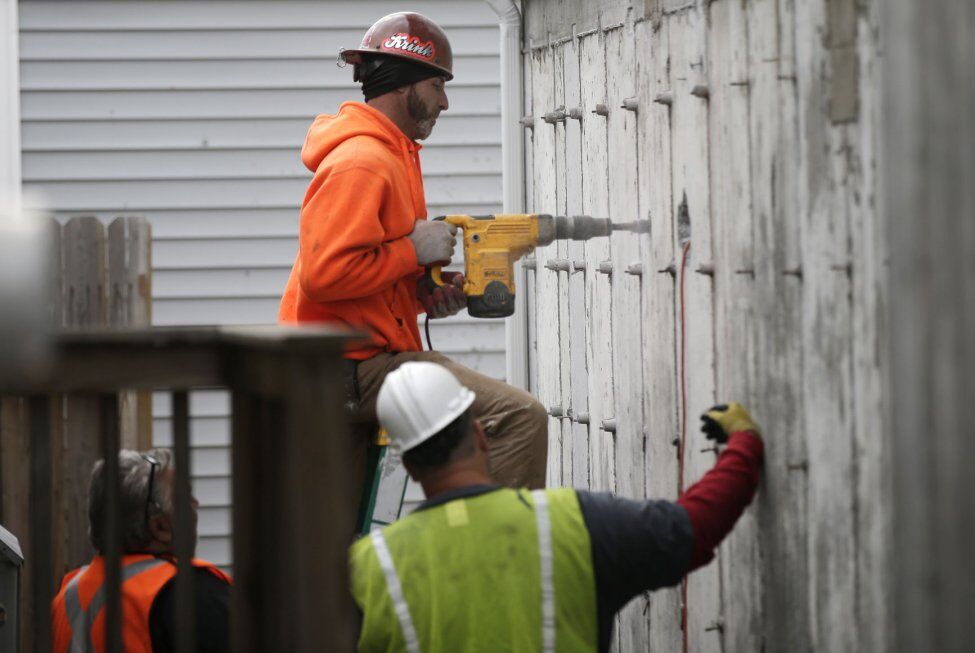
top-left (51, 449), bottom-right (231, 653)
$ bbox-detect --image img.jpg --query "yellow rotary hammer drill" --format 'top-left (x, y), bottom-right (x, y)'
top-left (427, 214), bottom-right (648, 318)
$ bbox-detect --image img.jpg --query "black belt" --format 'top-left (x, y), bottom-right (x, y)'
top-left (343, 359), bottom-right (361, 415)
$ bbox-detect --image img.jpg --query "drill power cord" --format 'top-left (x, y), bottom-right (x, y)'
top-left (424, 314), bottom-right (433, 351)
top-left (678, 241), bottom-right (691, 653)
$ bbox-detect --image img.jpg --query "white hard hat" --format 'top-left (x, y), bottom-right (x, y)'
top-left (376, 362), bottom-right (476, 453)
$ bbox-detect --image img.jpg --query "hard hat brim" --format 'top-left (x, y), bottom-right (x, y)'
top-left (340, 48), bottom-right (454, 81)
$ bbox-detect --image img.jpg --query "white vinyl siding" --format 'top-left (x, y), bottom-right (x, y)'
top-left (19, 0), bottom-right (504, 567)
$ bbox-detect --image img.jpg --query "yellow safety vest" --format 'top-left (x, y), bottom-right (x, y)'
top-left (350, 487), bottom-right (598, 652)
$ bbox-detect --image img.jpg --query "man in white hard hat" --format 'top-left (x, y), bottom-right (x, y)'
top-left (349, 362), bottom-right (766, 652)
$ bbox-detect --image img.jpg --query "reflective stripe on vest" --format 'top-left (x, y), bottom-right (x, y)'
top-left (62, 557), bottom-right (169, 653)
top-left (371, 491), bottom-right (556, 653)
top-left (531, 489), bottom-right (555, 653)
top-left (370, 530), bottom-right (421, 653)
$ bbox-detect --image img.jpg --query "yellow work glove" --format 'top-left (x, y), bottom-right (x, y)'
top-left (700, 403), bottom-right (760, 444)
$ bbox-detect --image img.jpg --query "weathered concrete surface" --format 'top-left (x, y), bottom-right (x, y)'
top-left (524, 0), bottom-right (636, 45)
top-left (522, 0), bottom-right (891, 650)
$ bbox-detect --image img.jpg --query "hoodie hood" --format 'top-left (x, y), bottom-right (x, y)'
top-left (301, 101), bottom-right (417, 172)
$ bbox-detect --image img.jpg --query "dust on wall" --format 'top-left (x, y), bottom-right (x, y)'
top-left (521, 0), bottom-right (887, 650)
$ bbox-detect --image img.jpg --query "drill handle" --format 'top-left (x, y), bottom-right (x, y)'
top-left (426, 216), bottom-right (448, 288)
top-left (425, 215), bottom-right (469, 288)
top-left (425, 264), bottom-right (447, 288)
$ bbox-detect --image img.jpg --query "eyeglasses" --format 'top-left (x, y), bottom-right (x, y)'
top-left (141, 453), bottom-right (160, 524)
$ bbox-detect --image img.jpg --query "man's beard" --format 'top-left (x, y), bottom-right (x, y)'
top-left (407, 86), bottom-right (439, 140)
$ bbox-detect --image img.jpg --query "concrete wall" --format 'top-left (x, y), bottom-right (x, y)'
top-left (521, 0), bottom-right (888, 650)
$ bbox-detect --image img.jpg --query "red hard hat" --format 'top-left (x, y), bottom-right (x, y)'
top-left (340, 12), bottom-right (454, 81)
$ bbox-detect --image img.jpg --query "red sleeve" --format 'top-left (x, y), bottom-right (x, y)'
top-left (676, 432), bottom-right (764, 571)
top-left (298, 166), bottom-right (419, 302)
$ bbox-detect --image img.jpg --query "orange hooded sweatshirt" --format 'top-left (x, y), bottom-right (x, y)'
top-left (279, 102), bottom-right (428, 359)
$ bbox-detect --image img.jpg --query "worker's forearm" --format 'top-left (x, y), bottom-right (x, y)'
top-left (676, 432), bottom-right (763, 571)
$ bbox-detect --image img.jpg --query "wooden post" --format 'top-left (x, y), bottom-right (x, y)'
top-left (100, 394), bottom-right (122, 653)
top-left (108, 217), bottom-right (152, 451)
top-left (280, 349), bottom-right (354, 652)
top-left (231, 339), bottom-right (354, 652)
top-left (172, 390), bottom-right (196, 653)
top-left (28, 396), bottom-right (52, 653)
top-left (61, 217), bottom-right (106, 573)
top-left (0, 396), bottom-right (31, 649)
top-left (229, 385), bottom-right (267, 653)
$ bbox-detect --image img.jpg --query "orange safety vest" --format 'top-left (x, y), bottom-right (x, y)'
top-left (51, 553), bottom-right (231, 653)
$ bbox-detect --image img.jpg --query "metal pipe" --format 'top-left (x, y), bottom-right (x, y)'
top-left (483, 0), bottom-right (529, 391)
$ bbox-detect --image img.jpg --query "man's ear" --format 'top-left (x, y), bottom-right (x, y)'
top-left (402, 457), bottom-right (419, 482)
top-left (473, 420), bottom-right (488, 454)
top-left (148, 514), bottom-right (173, 547)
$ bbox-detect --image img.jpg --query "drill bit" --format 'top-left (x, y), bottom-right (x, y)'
top-left (613, 221), bottom-right (651, 234)
top-left (543, 215), bottom-right (650, 243)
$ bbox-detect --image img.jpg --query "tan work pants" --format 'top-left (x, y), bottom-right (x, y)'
top-left (354, 350), bottom-right (548, 490)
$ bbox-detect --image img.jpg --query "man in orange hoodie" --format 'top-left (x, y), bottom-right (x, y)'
top-left (279, 12), bottom-right (547, 495)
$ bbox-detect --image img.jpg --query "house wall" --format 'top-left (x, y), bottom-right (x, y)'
top-left (521, 0), bottom-right (888, 650)
top-left (18, 0), bottom-right (505, 568)
top-left (1, 0), bottom-right (19, 200)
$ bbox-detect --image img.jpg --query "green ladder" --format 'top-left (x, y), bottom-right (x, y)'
top-left (356, 429), bottom-right (410, 536)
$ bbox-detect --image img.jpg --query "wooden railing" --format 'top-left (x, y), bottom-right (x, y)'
top-left (1, 326), bottom-right (355, 652)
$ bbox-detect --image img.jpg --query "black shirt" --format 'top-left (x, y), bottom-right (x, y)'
top-left (148, 565), bottom-right (231, 653)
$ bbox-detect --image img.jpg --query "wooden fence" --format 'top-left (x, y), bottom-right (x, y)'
top-left (0, 215), bottom-right (152, 650)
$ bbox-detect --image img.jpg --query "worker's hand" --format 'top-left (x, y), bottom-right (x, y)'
top-left (408, 220), bottom-right (457, 265)
top-left (418, 272), bottom-right (467, 318)
top-left (700, 403), bottom-right (761, 444)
